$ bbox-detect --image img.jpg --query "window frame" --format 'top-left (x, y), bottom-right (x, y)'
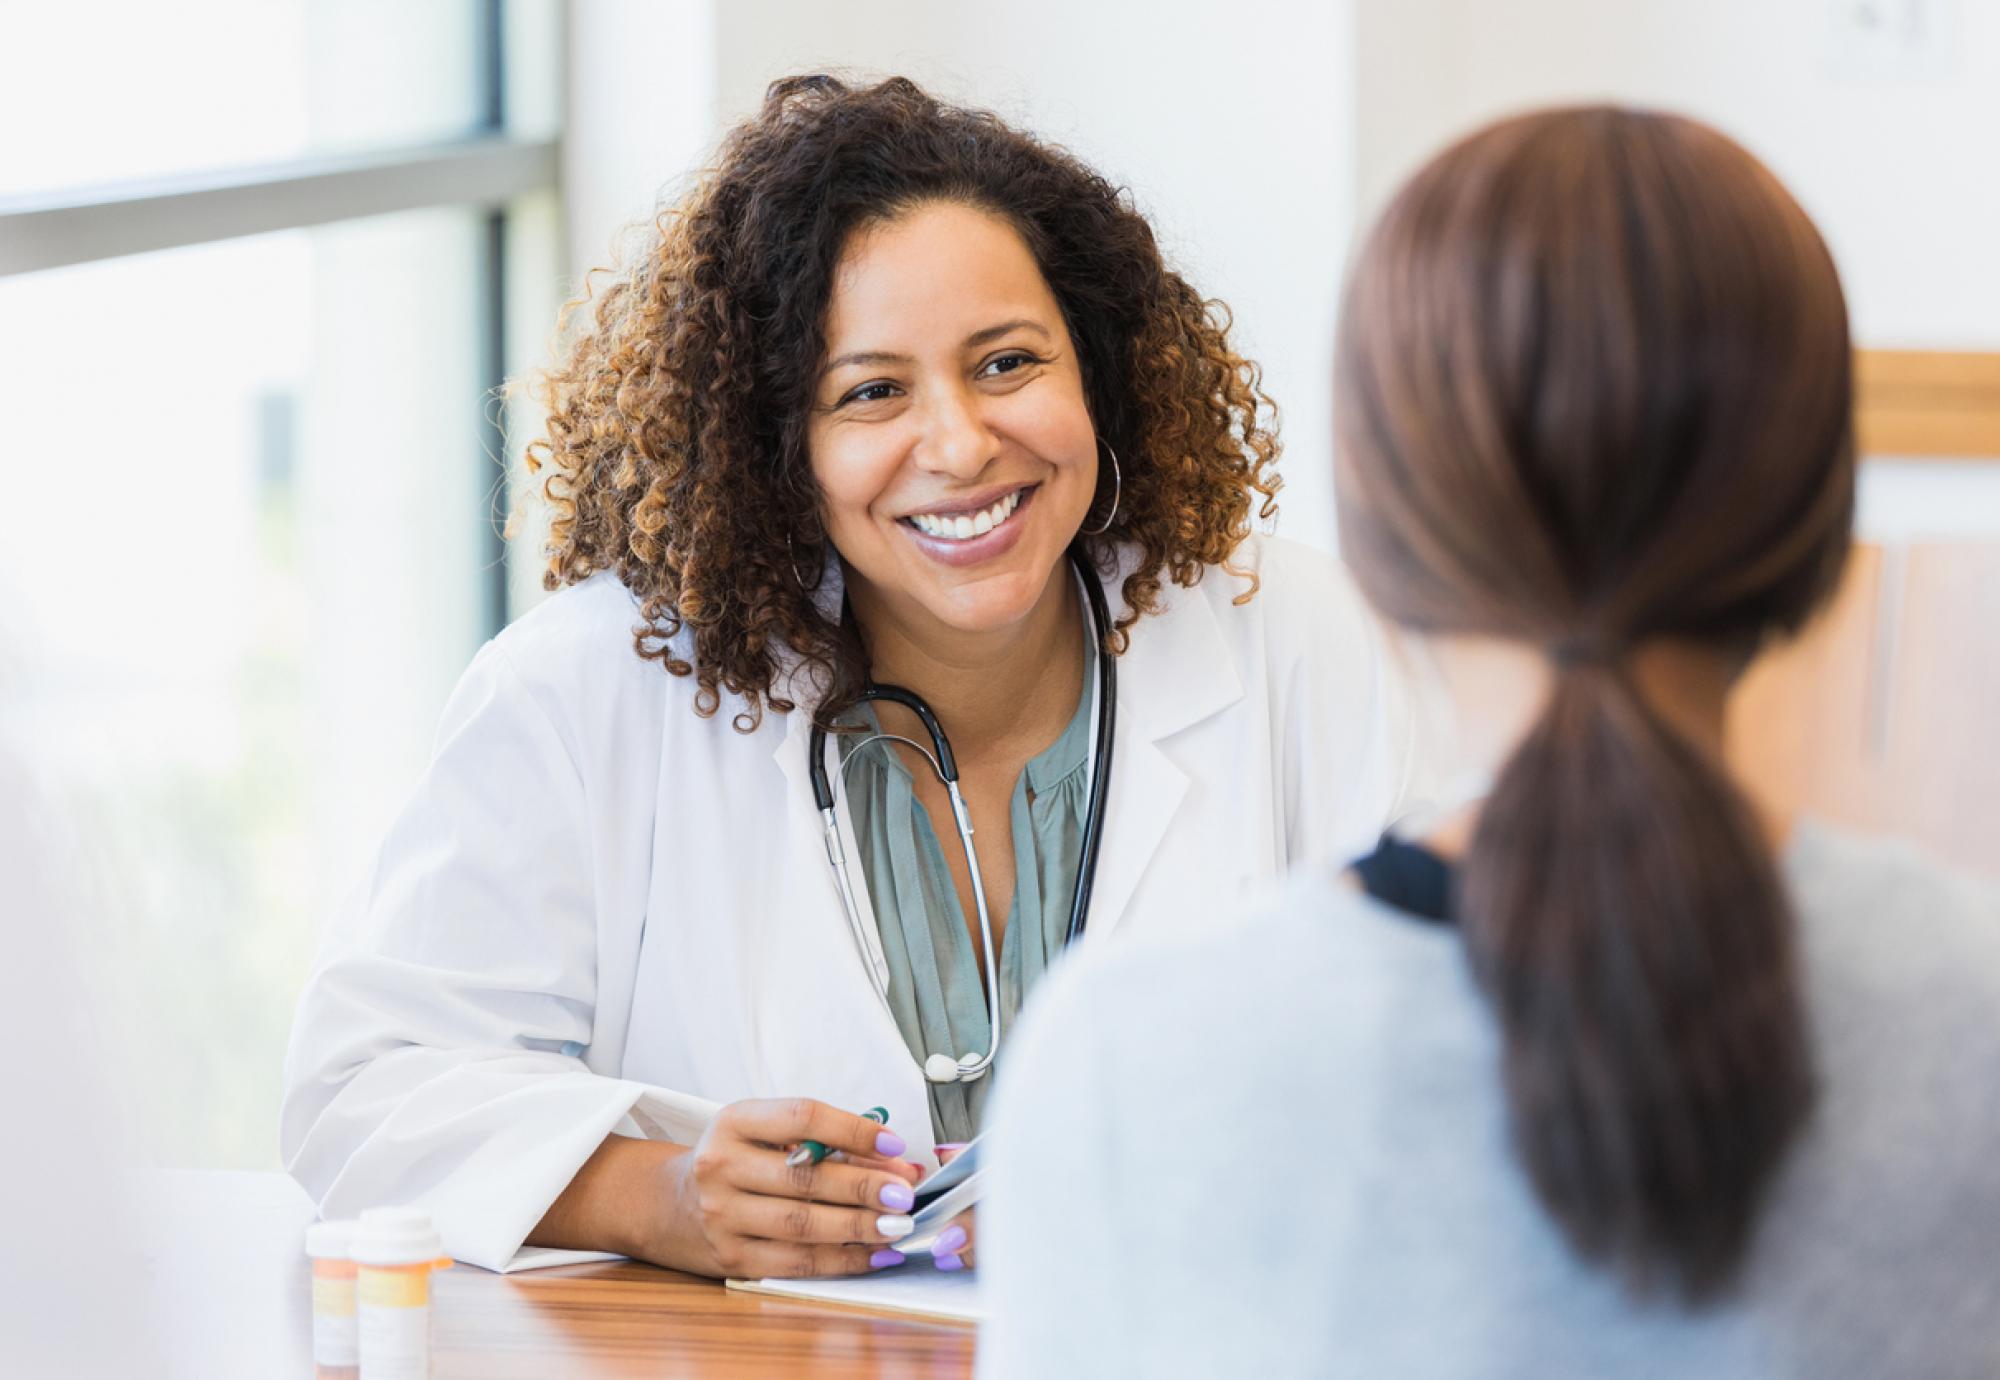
top-left (0, 0), bottom-right (559, 635)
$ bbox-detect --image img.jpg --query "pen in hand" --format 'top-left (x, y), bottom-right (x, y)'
top-left (787, 1105), bottom-right (890, 1167)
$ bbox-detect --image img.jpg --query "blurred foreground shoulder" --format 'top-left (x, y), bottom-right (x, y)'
top-left (1787, 818), bottom-right (2000, 1022)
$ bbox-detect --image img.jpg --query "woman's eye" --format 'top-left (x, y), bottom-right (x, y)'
top-left (983, 352), bottom-right (1040, 378)
top-left (842, 381), bottom-right (899, 406)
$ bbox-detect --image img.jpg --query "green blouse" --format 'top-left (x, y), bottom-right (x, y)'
top-left (835, 634), bottom-right (1096, 1144)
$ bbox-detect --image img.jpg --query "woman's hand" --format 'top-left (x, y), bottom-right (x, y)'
top-left (928, 1141), bottom-right (976, 1272)
top-left (532, 1099), bottom-right (924, 1279)
top-left (659, 1099), bottom-right (927, 1278)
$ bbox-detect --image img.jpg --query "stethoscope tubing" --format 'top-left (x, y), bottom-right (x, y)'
top-left (1066, 547), bottom-right (1117, 947)
top-left (806, 547), bottom-right (1117, 1084)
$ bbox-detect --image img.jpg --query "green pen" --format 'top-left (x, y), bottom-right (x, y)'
top-left (786, 1106), bottom-right (889, 1168)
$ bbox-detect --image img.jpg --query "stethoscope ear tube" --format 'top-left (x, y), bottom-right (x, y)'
top-left (808, 688), bottom-right (959, 812)
top-left (1065, 546), bottom-right (1117, 947)
top-left (856, 685), bottom-right (959, 780)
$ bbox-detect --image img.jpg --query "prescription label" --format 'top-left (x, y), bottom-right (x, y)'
top-left (311, 1276), bottom-right (359, 1367)
top-left (358, 1266), bottom-right (433, 1380)
top-left (358, 1266), bottom-right (431, 1309)
top-left (312, 1275), bottom-right (358, 1318)
top-left (311, 1314), bottom-right (359, 1367)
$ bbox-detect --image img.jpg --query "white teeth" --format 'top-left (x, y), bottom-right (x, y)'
top-left (909, 489), bottom-right (1022, 540)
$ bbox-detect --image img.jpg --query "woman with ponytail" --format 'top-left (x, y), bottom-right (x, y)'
top-left (979, 107), bottom-right (2000, 1379)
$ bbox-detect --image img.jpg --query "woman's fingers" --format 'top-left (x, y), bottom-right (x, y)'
top-left (725, 1097), bottom-right (908, 1160)
top-left (732, 1239), bottom-right (886, 1280)
top-left (932, 1210), bottom-right (976, 1271)
top-left (730, 1152), bottom-right (919, 1214)
top-left (927, 1140), bottom-right (970, 1267)
top-left (724, 1192), bottom-right (916, 1247)
top-left (671, 1098), bottom-right (933, 1281)
top-left (841, 1150), bottom-right (925, 1184)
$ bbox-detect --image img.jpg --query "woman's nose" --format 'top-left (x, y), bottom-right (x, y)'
top-left (914, 387), bottom-right (998, 478)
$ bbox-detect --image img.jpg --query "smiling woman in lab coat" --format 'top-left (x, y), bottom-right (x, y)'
top-left (281, 75), bottom-right (1417, 1279)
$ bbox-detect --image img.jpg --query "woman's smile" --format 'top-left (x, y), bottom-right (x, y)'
top-left (807, 201), bottom-right (1098, 635)
top-left (897, 483), bottom-right (1039, 568)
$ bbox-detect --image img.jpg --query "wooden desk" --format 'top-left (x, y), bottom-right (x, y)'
top-left (140, 1171), bottom-right (974, 1378)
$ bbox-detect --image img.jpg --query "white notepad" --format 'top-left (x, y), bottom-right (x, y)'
top-left (726, 1259), bottom-right (983, 1323)
top-left (489, 1245), bottom-right (627, 1273)
top-left (898, 1166), bottom-right (983, 1255)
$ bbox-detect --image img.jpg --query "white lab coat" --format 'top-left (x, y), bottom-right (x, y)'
top-left (280, 534), bottom-right (1418, 1270)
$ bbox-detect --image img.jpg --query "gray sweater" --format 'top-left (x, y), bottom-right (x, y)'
top-left (980, 820), bottom-right (2000, 1379)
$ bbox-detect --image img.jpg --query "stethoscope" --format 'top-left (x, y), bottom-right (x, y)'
top-left (807, 548), bottom-right (1117, 1085)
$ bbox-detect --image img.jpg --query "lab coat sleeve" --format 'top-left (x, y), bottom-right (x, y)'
top-left (279, 641), bottom-right (713, 1271)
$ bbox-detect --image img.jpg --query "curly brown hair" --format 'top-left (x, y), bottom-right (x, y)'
top-left (523, 73), bottom-right (1281, 728)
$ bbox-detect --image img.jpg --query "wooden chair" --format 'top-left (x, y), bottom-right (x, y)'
top-left (1728, 352), bottom-right (2000, 878)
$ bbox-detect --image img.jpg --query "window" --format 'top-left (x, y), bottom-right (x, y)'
top-left (0, 1), bottom-right (563, 1169)
top-left (0, 3), bottom-right (488, 198)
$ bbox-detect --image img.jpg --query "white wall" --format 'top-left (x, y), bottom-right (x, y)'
top-left (563, 0), bottom-right (717, 292)
top-left (518, 0), bottom-right (720, 612)
top-left (1353, 0), bottom-right (2000, 350)
top-left (1351, 0), bottom-right (2000, 535)
top-left (563, 2), bottom-right (2000, 549)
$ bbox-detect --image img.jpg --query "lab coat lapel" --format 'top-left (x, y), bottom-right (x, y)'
top-left (1077, 560), bottom-right (1244, 943)
top-left (766, 670), bottom-right (935, 1158)
top-left (1078, 726), bottom-right (1187, 946)
top-left (771, 702), bottom-right (889, 990)
top-left (766, 552), bottom-right (894, 989)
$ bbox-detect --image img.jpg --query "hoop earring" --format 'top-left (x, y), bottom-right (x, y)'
top-left (786, 532), bottom-right (825, 592)
top-left (1081, 440), bottom-right (1121, 536)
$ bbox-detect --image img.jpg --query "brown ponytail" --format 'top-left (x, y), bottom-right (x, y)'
top-left (1467, 664), bottom-right (1812, 1296)
top-left (1335, 108), bottom-right (1854, 1298)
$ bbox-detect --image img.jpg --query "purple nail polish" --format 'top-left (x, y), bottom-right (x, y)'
top-left (875, 1130), bottom-right (907, 1158)
top-left (934, 1253), bottom-right (965, 1272)
top-left (879, 1181), bottom-right (915, 1211)
top-left (870, 1249), bottom-right (906, 1269)
top-left (935, 1224), bottom-right (968, 1255)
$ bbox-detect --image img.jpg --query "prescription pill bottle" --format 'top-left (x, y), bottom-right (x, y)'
top-left (352, 1207), bottom-right (452, 1380)
top-left (305, 1219), bottom-right (359, 1376)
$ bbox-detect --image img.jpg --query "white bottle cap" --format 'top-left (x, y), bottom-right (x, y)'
top-left (304, 1219), bottom-right (357, 1260)
top-left (351, 1207), bottom-right (446, 1267)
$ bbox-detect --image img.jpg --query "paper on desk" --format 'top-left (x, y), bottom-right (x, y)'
top-left (488, 1245), bottom-right (626, 1273)
top-left (899, 1170), bottom-right (982, 1255)
top-left (726, 1259), bottom-right (983, 1323)
top-left (913, 1131), bottom-right (983, 1204)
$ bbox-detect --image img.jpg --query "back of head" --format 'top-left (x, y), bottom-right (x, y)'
top-left (1334, 108), bottom-right (1855, 1299)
